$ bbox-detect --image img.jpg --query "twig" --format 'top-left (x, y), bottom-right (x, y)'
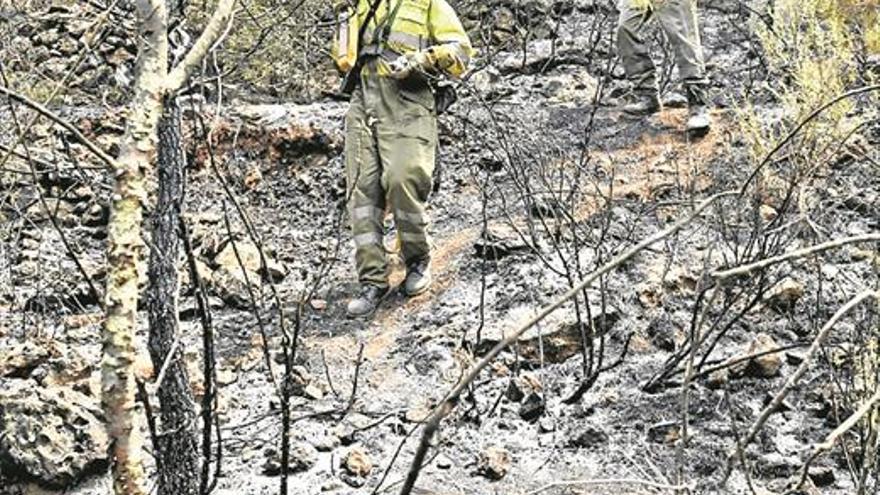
top-left (321, 349), bottom-right (340, 398)
top-left (180, 219), bottom-right (219, 495)
top-left (713, 234), bottom-right (880, 280)
top-left (398, 191), bottom-right (737, 495)
top-left (345, 343), bottom-right (366, 414)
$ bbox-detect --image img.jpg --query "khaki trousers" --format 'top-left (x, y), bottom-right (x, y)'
top-left (345, 68), bottom-right (438, 288)
top-left (617, 0), bottom-right (708, 93)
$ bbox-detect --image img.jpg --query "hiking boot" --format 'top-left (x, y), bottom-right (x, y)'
top-left (346, 284), bottom-right (389, 318)
top-left (403, 258), bottom-right (432, 296)
top-left (622, 92), bottom-right (661, 116)
top-left (685, 85), bottom-right (711, 136)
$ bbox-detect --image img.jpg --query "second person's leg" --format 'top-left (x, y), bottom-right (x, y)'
top-left (617, 0), bottom-right (661, 114)
top-left (655, 0), bottom-right (712, 133)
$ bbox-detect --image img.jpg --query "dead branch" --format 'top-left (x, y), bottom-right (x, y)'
top-left (398, 190), bottom-right (738, 495)
top-left (0, 85), bottom-right (117, 168)
top-left (796, 388), bottom-right (880, 490)
top-left (713, 233), bottom-right (880, 281)
top-left (165, 0), bottom-right (235, 90)
top-left (724, 290), bottom-right (880, 480)
top-left (521, 478), bottom-right (694, 495)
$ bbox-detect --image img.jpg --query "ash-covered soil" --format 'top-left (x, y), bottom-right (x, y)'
top-left (1, 1), bottom-right (879, 495)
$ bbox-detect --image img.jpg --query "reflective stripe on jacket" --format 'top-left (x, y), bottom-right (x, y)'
top-left (333, 0), bottom-right (474, 78)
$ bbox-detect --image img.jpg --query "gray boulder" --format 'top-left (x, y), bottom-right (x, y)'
top-left (0, 380), bottom-right (109, 488)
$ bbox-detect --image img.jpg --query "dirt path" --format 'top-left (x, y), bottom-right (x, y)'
top-left (319, 107), bottom-right (730, 391)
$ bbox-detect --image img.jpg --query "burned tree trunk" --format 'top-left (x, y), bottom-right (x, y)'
top-left (147, 96), bottom-right (200, 495)
top-left (101, 0), bottom-right (234, 493)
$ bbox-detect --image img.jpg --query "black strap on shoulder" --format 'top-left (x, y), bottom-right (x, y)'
top-left (376, 0), bottom-right (404, 46)
top-left (357, 0), bottom-right (383, 55)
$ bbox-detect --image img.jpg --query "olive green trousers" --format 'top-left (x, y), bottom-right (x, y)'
top-left (617, 0), bottom-right (708, 93)
top-left (345, 70), bottom-right (437, 289)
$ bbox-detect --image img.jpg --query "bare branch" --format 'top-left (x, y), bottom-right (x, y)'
top-left (166, 0), bottom-right (236, 91)
top-left (713, 233), bottom-right (880, 280)
top-left (0, 85), bottom-right (117, 168)
top-left (797, 388), bottom-right (880, 490)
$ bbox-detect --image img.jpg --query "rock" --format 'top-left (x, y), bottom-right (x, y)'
top-left (647, 421), bottom-right (683, 444)
top-left (785, 351), bottom-right (805, 365)
top-left (505, 379), bottom-right (526, 402)
top-left (474, 223), bottom-right (531, 260)
top-left (756, 452), bottom-right (800, 478)
top-left (0, 341), bottom-right (51, 378)
top-left (0, 380), bottom-right (109, 488)
top-left (706, 368), bottom-right (729, 389)
top-left (435, 453), bottom-right (453, 470)
top-left (313, 434), bottom-right (340, 452)
top-left (210, 267), bottom-right (252, 308)
top-left (807, 465), bottom-right (835, 487)
top-left (519, 393), bottom-right (546, 421)
top-left (765, 278), bottom-right (804, 311)
top-left (25, 199), bottom-right (75, 224)
top-left (476, 312), bottom-right (618, 366)
top-left (645, 315), bottom-right (681, 352)
top-left (732, 333), bottom-right (783, 378)
top-left (262, 442), bottom-right (317, 476)
top-left (302, 383), bottom-right (324, 400)
top-left (285, 366), bottom-right (321, 399)
top-left (343, 446), bottom-right (372, 477)
top-left (662, 91), bottom-right (689, 108)
top-left (214, 239), bottom-right (285, 284)
top-left (540, 68), bottom-right (600, 105)
top-left (214, 240), bottom-right (257, 278)
top-left (538, 417), bottom-right (556, 433)
top-left (179, 295), bottom-right (225, 319)
top-left (477, 446), bottom-right (511, 480)
top-left (470, 66), bottom-right (501, 94)
top-left (309, 298), bottom-right (327, 311)
top-left (329, 423), bottom-right (356, 446)
top-left (759, 204), bottom-right (778, 223)
top-left (505, 372), bottom-right (542, 403)
top-left (404, 401), bottom-right (433, 423)
top-left (567, 424), bottom-right (608, 448)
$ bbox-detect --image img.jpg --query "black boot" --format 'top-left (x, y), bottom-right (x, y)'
top-left (622, 91), bottom-right (661, 116)
top-left (685, 85), bottom-right (711, 135)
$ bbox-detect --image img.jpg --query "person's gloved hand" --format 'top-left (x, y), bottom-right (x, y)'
top-left (388, 51), bottom-right (431, 79)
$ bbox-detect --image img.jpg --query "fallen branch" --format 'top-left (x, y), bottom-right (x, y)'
top-left (521, 478), bottom-right (693, 495)
top-left (796, 388), bottom-right (880, 490)
top-left (713, 234), bottom-right (880, 281)
top-left (398, 190), bottom-right (738, 495)
top-left (724, 290), bottom-right (879, 479)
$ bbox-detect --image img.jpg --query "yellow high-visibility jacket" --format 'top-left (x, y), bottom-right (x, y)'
top-left (332, 0), bottom-right (474, 78)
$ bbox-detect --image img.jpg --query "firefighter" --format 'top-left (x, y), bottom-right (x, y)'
top-left (333, 0), bottom-right (473, 317)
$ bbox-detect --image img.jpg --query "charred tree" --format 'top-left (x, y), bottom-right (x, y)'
top-left (147, 95), bottom-right (200, 495)
top-left (101, 0), bottom-right (234, 493)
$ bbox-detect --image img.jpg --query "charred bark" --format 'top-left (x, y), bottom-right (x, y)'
top-left (147, 96), bottom-right (200, 495)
